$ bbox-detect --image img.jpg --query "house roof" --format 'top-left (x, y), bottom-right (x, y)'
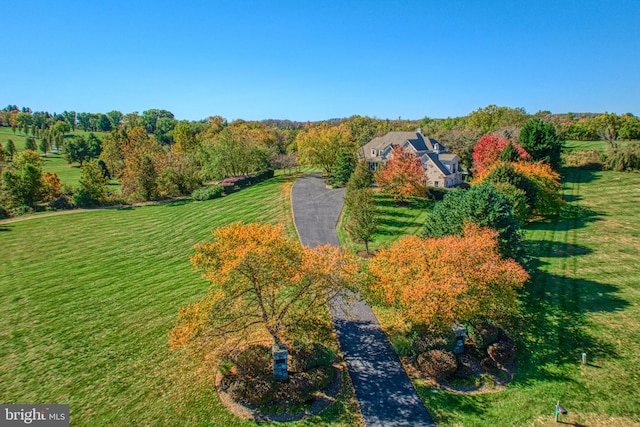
top-left (438, 153), bottom-right (457, 162)
top-left (423, 152), bottom-right (452, 176)
top-left (363, 130), bottom-right (436, 155)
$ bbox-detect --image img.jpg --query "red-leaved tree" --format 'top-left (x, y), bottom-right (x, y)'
top-left (472, 135), bottom-right (529, 174)
top-left (375, 146), bottom-right (426, 202)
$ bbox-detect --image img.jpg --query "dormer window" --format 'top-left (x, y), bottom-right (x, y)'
top-left (371, 149), bottom-right (377, 156)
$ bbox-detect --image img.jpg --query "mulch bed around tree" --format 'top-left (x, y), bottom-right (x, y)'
top-left (401, 355), bottom-right (514, 394)
top-left (215, 364), bottom-right (344, 422)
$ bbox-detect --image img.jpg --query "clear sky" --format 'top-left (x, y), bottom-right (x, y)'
top-left (2, 0), bottom-right (639, 121)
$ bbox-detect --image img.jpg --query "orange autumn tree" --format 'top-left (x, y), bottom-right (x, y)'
top-left (375, 145), bottom-right (426, 202)
top-left (170, 222), bottom-right (359, 354)
top-left (368, 223), bottom-right (529, 333)
top-left (473, 160), bottom-right (564, 218)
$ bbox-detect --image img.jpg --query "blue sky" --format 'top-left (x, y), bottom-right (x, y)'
top-left (2, 0), bottom-right (639, 121)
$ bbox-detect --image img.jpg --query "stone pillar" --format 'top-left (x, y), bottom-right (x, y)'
top-left (272, 343), bottom-right (289, 381)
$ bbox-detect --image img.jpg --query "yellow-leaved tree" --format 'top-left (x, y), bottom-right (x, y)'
top-left (296, 122), bottom-right (355, 174)
top-left (170, 222), bottom-right (359, 370)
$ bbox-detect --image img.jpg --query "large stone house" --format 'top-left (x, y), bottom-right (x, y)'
top-left (361, 129), bottom-right (464, 188)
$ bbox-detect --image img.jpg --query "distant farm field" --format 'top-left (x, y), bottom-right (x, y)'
top-left (0, 174), bottom-right (360, 426)
top-left (564, 139), bottom-right (635, 152)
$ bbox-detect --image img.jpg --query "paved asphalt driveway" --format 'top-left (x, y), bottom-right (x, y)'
top-left (291, 173), bottom-right (435, 427)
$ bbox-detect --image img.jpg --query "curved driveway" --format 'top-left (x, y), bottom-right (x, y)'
top-left (291, 173), bottom-right (435, 427)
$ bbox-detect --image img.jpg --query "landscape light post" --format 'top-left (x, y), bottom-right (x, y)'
top-left (554, 400), bottom-right (568, 423)
top-left (272, 343), bottom-right (289, 381)
top-left (452, 323), bottom-right (467, 354)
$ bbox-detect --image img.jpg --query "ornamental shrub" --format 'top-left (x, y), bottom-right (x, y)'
top-left (488, 340), bottom-right (515, 366)
top-left (192, 185), bottom-right (224, 201)
top-left (417, 349), bottom-right (457, 380)
top-left (291, 342), bottom-right (335, 372)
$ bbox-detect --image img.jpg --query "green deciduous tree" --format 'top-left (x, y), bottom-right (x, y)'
top-left (38, 138), bottom-right (49, 157)
top-left (52, 120), bottom-right (71, 136)
top-left (200, 124), bottom-right (271, 179)
top-left (1, 150), bottom-right (43, 207)
top-left (344, 188), bottom-right (379, 254)
top-left (74, 159), bottom-right (109, 207)
top-left (296, 123), bottom-right (355, 174)
top-left (25, 137), bottom-right (37, 151)
top-left (63, 135), bottom-right (100, 165)
top-left (5, 139), bottom-right (16, 161)
top-left (172, 121), bottom-right (197, 153)
top-left (106, 110), bottom-right (123, 129)
top-left (346, 161), bottom-right (374, 193)
top-left (138, 156), bottom-right (158, 200)
top-left (99, 130), bottom-right (126, 177)
top-left (97, 114), bottom-right (112, 132)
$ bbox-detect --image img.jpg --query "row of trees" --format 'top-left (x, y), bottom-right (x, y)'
top-left (171, 219), bottom-right (528, 379)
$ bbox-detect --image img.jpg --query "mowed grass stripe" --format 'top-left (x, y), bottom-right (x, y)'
top-left (1, 174), bottom-right (360, 426)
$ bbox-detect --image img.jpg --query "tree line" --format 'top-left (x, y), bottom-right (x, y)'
top-left (1, 103), bottom-right (639, 219)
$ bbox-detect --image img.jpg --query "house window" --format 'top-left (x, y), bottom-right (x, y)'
top-left (434, 181), bottom-right (440, 187)
top-left (368, 162), bottom-right (377, 172)
top-left (371, 149), bottom-right (377, 156)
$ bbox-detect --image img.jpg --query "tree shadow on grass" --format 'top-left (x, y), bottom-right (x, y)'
top-left (514, 265), bottom-right (626, 387)
top-left (375, 195), bottom-right (434, 211)
top-left (0, 225), bottom-right (11, 232)
top-left (417, 386), bottom-right (486, 424)
top-left (525, 241), bottom-right (593, 258)
top-left (527, 204), bottom-right (601, 232)
top-left (163, 199), bottom-right (193, 207)
top-left (563, 194), bottom-right (582, 202)
top-left (376, 217), bottom-right (420, 234)
top-left (561, 167), bottom-right (601, 184)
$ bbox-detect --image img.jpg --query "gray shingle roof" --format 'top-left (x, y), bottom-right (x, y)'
top-left (424, 152), bottom-right (452, 176)
top-left (362, 130), bottom-right (439, 157)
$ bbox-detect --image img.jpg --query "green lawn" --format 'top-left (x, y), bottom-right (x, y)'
top-left (0, 174), bottom-right (360, 426)
top-left (412, 168), bottom-right (640, 426)
top-left (344, 168), bottom-right (640, 425)
top-left (564, 139), bottom-right (635, 152)
top-left (338, 192), bottom-right (433, 254)
top-left (0, 127), bottom-right (109, 187)
top-left (0, 126), bottom-right (29, 151)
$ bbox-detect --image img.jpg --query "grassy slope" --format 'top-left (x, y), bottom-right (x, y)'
top-left (0, 127), bottom-right (109, 187)
top-left (412, 168), bottom-right (640, 426)
top-left (0, 174), bottom-right (360, 426)
top-left (564, 139), bottom-right (635, 152)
